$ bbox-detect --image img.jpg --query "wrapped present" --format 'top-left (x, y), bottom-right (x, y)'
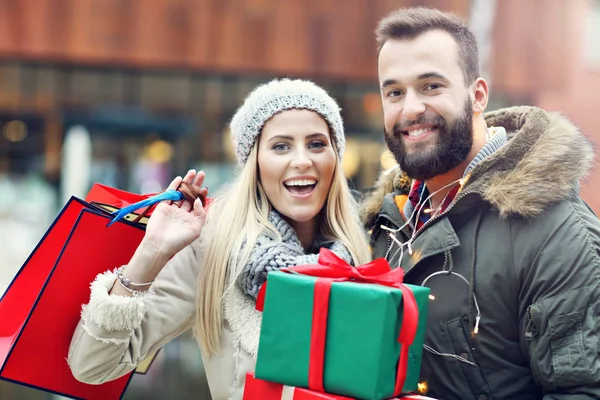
top-left (255, 249), bottom-right (430, 400)
top-left (243, 373), bottom-right (436, 400)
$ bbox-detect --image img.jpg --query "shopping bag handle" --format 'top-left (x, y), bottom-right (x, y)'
top-left (107, 182), bottom-right (205, 227)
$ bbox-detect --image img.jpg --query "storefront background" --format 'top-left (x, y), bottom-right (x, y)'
top-left (2, 0), bottom-right (600, 398)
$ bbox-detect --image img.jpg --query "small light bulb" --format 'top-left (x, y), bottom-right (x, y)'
top-left (423, 208), bottom-right (433, 214)
top-left (429, 294), bottom-right (435, 300)
top-left (417, 381), bottom-right (428, 394)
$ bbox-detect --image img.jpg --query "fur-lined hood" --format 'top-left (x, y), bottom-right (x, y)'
top-left (360, 106), bottom-right (596, 228)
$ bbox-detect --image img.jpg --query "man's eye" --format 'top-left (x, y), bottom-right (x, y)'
top-left (387, 90), bottom-right (404, 98)
top-left (424, 83), bottom-right (442, 91)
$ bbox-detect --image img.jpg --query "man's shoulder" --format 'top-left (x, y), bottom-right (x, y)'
top-left (470, 107), bottom-right (594, 220)
top-left (508, 194), bottom-right (600, 254)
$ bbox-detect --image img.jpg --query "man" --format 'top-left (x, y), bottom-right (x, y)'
top-left (361, 7), bottom-right (600, 400)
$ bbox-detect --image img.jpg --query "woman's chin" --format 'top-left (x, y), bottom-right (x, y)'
top-left (279, 208), bottom-right (321, 226)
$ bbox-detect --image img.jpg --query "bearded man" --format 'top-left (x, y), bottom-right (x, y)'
top-left (361, 7), bottom-right (600, 400)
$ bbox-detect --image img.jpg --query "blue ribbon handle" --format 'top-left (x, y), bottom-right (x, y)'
top-left (107, 190), bottom-right (184, 227)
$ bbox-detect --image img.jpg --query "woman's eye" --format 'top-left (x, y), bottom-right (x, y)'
top-left (308, 140), bottom-right (326, 149)
top-left (272, 143), bottom-right (289, 151)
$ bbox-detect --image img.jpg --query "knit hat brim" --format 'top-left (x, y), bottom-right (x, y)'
top-left (229, 78), bottom-right (345, 165)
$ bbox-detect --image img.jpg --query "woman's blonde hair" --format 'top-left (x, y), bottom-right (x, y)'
top-left (194, 128), bottom-right (371, 357)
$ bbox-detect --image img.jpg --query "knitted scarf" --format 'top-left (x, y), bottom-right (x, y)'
top-left (237, 211), bottom-right (353, 298)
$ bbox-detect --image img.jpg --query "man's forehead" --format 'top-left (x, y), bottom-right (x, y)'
top-left (377, 30), bottom-right (462, 83)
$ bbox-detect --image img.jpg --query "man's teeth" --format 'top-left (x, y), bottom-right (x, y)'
top-left (285, 179), bottom-right (317, 186)
top-left (406, 127), bottom-right (433, 137)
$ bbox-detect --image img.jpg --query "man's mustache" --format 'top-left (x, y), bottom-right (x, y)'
top-left (392, 115), bottom-right (446, 134)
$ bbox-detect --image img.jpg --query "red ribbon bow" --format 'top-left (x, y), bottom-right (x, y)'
top-left (256, 248), bottom-right (419, 397)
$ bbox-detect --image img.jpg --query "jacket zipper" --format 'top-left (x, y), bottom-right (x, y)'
top-left (525, 305), bottom-right (544, 384)
top-left (381, 190), bottom-right (481, 259)
top-left (525, 306), bottom-right (536, 340)
top-left (379, 215), bottom-right (400, 258)
top-left (411, 190), bottom-right (482, 241)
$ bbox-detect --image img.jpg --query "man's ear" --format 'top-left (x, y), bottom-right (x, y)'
top-left (472, 77), bottom-right (489, 115)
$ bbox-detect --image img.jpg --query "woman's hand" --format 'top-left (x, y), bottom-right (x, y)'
top-left (143, 169), bottom-right (209, 258)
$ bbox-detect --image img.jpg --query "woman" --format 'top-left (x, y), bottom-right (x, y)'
top-left (67, 78), bottom-right (371, 399)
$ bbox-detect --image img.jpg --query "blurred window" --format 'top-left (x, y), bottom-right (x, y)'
top-left (0, 63), bottom-right (22, 108)
top-left (140, 73), bottom-right (192, 112)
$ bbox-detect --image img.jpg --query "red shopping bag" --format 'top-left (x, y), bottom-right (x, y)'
top-left (0, 181), bottom-right (171, 399)
top-left (0, 179), bottom-right (208, 399)
top-left (0, 198), bottom-right (145, 400)
top-left (85, 182), bottom-right (157, 219)
top-left (85, 182), bottom-right (211, 222)
top-left (84, 183), bottom-right (162, 374)
top-left (85, 182), bottom-right (154, 207)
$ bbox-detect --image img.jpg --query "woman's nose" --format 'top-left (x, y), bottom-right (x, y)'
top-left (289, 149), bottom-right (312, 170)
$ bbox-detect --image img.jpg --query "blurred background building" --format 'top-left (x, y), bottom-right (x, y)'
top-left (0, 0), bottom-right (599, 398)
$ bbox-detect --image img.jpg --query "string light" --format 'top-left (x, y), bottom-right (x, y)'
top-left (382, 176), bottom-right (469, 264)
top-left (423, 345), bottom-right (479, 368)
top-left (405, 178), bottom-right (463, 254)
top-left (386, 231), bottom-right (406, 264)
top-left (422, 271), bottom-right (481, 327)
top-left (421, 271), bottom-right (483, 365)
top-left (381, 225), bottom-right (398, 234)
top-left (380, 178), bottom-right (454, 263)
top-left (417, 381), bottom-right (428, 394)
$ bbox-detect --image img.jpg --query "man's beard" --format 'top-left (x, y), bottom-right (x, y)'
top-left (384, 98), bottom-right (474, 180)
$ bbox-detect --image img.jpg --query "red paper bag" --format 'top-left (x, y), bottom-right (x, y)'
top-left (85, 182), bottom-right (155, 207)
top-left (243, 372), bottom-right (353, 400)
top-left (85, 183), bottom-right (157, 218)
top-left (0, 194), bottom-right (147, 399)
top-left (84, 183), bottom-right (161, 374)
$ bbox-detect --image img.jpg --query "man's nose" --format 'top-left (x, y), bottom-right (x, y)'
top-left (401, 90), bottom-right (426, 121)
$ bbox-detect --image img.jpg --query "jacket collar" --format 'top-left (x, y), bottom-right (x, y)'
top-left (361, 106), bottom-right (595, 228)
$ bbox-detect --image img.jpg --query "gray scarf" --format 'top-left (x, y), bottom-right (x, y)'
top-left (237, 211), bottom-right (353, 298)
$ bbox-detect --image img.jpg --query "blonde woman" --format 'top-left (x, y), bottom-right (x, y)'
top-left (67, 78), bottom-right (371, 399)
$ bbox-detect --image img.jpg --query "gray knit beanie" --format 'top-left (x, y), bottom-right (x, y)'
top-left (229, 78), bottom-right (345, 165)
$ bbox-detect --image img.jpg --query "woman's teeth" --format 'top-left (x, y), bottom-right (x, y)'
top-left (285, 179), bottom-right (317, 187)
top-left (284, 179), bottom-right (317, 195)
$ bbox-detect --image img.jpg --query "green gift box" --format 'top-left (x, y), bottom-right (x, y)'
top-left (255, 250), bottom-right (430, 400)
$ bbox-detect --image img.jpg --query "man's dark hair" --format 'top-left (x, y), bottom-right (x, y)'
top-left (376, 7), bottom-right (480, 85)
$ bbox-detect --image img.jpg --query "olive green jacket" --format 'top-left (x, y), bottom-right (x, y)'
top-left (361, 106), bottom-right (600, 400)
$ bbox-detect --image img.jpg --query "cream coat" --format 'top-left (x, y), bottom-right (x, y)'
top-left (67, 234), bottom-right (265, 400)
